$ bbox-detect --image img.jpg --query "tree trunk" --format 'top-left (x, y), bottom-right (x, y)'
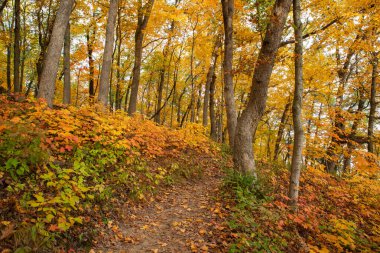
top-left (13, 0), bottom-right (21, 92)
top-left (35, 0), bottom-right (54, 97)
top-left (6, 44), bottom-right (11, 92)
top-left (325, 45), bottom-right (356, 173)
top-left (128, 0), bottom-right (155, 115)
top-left (98, 0), bottom-right (119, 106)
top-left (63, 23), bottom-right (71, 104)
top-left (274, 99), bottom-right (291, 160)
top-left (155, 69), bottom-right (165, 123)
top-left (288, 0), bottom-right (304, 207)
top-left (37, 0), bottom-right (74, 107)
top-left (221, 0), bottom-right (237, 149)
top-left (203, 38), bottom-right (221, 127)
top-left (210, 73), bottom-right (218, 140)
top-left (0, 0), bottom-right (7, 15)
top-left (368, 53), bottom-right (378, 153)
top-left (87, 29), bottom-right (96, 101)
top-left (233, 0), bottom-right (292, 175)
top-left (19, 0), bottom-right (27, 90)
top-left (115, 4), bottom-right (122, 110)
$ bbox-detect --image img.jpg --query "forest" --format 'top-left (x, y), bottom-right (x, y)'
top-left (0, 0), bottom-right (379, 252)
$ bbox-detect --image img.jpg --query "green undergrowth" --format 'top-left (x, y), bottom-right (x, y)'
top-left (223, 166), bottom-right (288, 253)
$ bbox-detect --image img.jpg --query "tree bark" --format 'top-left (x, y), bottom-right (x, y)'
top-left (6, 44), bottom-right (11, 92)
top-left (128, 0), bottom-right (154, 115)
top-left (63, 23), bottom-right (71, 104)
top-left (37, 0), bottom-right (74, 107)
top-left (115, 4), bottom-right (123, 110)
top-left (233, 0), bottom-right (292, 175)
top-left (203, 38), bottom-right (221, 127)
top-left (35, 0), bottom-right (54, 97)
top-left (368, 53), bottom-right (378, 153)
top-left (86, 26), bottom-right (96, 101)
top-left (13, 0), bottom-right (21, 92)
top-left (288, 0), bottom-right (304, 207)
top-left (98, 0), bottom-right (119, 106)
top-left (274, 99), bottom-right (291, 160)
top-left (221, 0), bottom-right (238, 149)
top-left (210, 73), bottom-right (218, 140)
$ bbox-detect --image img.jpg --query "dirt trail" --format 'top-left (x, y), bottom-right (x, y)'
top-left (95, 170), bottom-right (229, 253)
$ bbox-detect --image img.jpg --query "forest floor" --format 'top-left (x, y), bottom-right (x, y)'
top-left (94, 167), bottom-right (230, 253)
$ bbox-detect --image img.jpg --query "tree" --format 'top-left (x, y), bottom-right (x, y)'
top-left (368, 52), bottom-right (378, 153)
top-left (203, 37), bottom-right (221, 127)
top-left (221, 0), bottom-right (237, 149)
top-left (37, 0), bottom-right (75, 107)
top-left (128, 0), bottom-right (155, 115)
top-left (13, 0), bottom-right (21, 92)
top-left (63, 23), bottom-right (71, 104)
top-left (0, 0), bottom-right (7, 16)
top-left (98, 0), bottom-right (119, 106)
top-left (288, 0), bottom-right (304, 207)
top-left (233, 0), bottom-right (292, 175)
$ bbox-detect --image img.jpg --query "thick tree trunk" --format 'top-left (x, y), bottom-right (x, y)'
top-left (128, 0), bottom-right (154, 115)
top-left (203, 38), bottom-right (221, 127)
top-left (13, 0), bottom-right (21, 92)
top-left (368, 53), bottom-right (378, 153)
top-left (98, 0), bottom-right (119, 106)
top-left (35, 0), bottom-right (54, 97)
top-left (288, 0), bottom-right (304, 207)
top-left (63, 23), bottom-right (71, 104)
top-left (233, 0), bottom-right (292, 175)
top-left (221, 0), bottom-right (237, 149)
top-left (37, 0), bottom-right (74, 107)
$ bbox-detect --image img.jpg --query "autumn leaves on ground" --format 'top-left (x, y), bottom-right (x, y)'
top-left (0, 97), bottom-right (379, 252)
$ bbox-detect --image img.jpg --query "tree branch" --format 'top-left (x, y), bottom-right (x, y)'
top-left (280, 18), bottom-right (339, 47)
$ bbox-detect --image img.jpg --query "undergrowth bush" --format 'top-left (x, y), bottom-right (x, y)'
top-left (222, 161), bottom-right (380, 253)
top-left (0, 96), bottom-right (221, 251)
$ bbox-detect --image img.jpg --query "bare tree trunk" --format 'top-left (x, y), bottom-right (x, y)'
top-left (221, 0), bottom-right (237, 149)
top-left (368, 52), bottom-right (378, 153)
top-left (115, 4), bottom-right (122, 110)
top-left (19, 0), bottom-right (27, 91)
top-left (35, 0), bottom-right (54, 97)
top-left (37, 0), bottom-right (74, 107)
top-left (288, 0), bottom-right (304, 207)
top-left (98, 0), bottom-right (119, 106)
top-left (63, 23), bottom-right (71, 104)
top-left (203, 37), bottom-right (222, 127)
top-left (6, 44), bottom-right (11, 92)
top-left (233, 0), bottom-right (292, 175)
top-left (13, 0), bottom-right (21, 92)
top-left (128, 0), bottom-right (154, 115)
top-left (274, 99), bottom-right (291, 160)
top-left (210, 73), bottom-right (218, 140)
top-left (87, 29), bottom-right (96, 101)
top-left (189, 17), bottom-right (198, 123)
